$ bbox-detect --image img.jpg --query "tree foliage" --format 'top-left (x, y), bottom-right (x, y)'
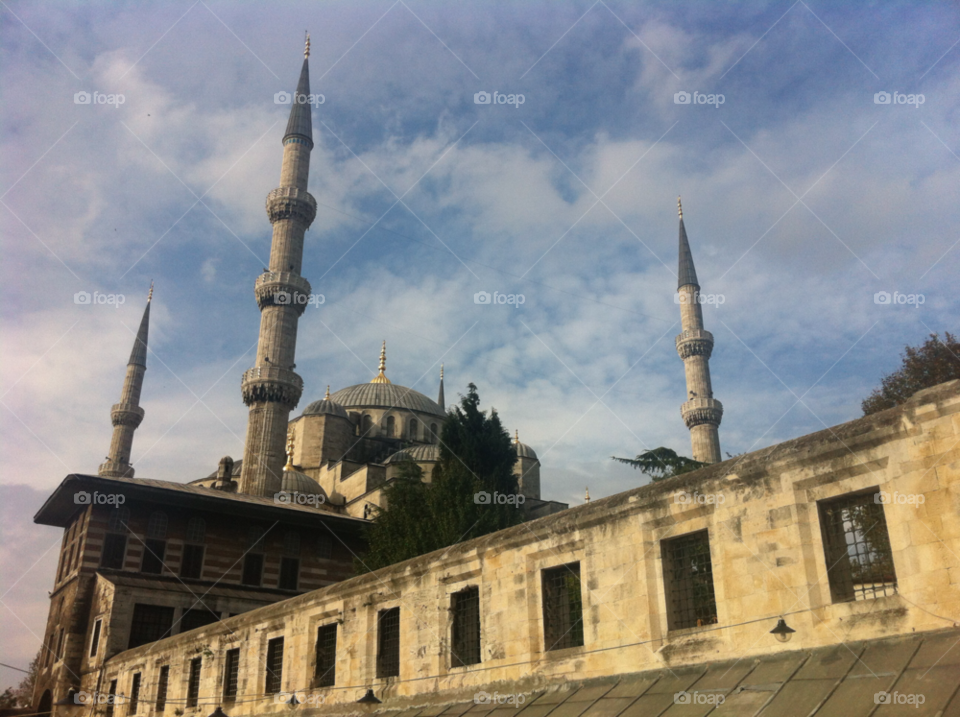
top-left (862, 332), bottom-right (960, 415)
top-left (0, 649), bottom-right (40, 708)
top-left (611, 447), bottom-right (706, 481)
top-left (359, 384), bottom-right (521, 572)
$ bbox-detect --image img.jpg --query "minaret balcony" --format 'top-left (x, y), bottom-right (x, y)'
top-left (676, 329), bottom-right (715, 359)
top-left (254, 272), bottom-right (313, 314)
top-left (266, 187), bottom-right (317, 226)
top-left (110, 403), bottom-right (145, 428)
top-left (680, 397), bottom-right (723, 428)
top-left (241, 366), bottom-right (304, 408)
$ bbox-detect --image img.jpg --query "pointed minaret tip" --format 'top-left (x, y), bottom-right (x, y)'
top-left (678, 196), bottom-right (683, 219)
top-left (325, 385), bottom-right (330, 400)
top-left (677, 198), bottom-right (699, 290)
top-left (147, 281), bottom-right (154, 303)
top-left (585, 487), bottom-right (591, 502)
top-left (305, 31), bottom-right (310, 58)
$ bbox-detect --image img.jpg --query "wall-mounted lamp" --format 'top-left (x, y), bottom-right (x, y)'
top-left (284, 693), bottom-right (302, 708)
top-left (357, 689), bottom-right (382, 705)
top-left (208, 706), bottom-right (230, 717)
top-left (54, 689), bottom-right (80, 709)
top-left (770, 618), bottom-right (796, 643)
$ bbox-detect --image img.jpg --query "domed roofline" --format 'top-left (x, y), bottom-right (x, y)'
top-left (329, 382), bottom-right (446, 417)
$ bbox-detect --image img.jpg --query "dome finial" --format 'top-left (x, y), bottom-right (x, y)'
top-left (371, 340), bottom-right (391, 384)
top-left (284, 432), bottom-right (295, 471)
top-left (515, 429), bottom-right (520, 444)
top-left (304, 31), bottom-right (310, 58)
top-left (678, 196), bottom-right (683, 220)
top-left (440, 363), bottom-right (444, 379)
top-left (147, 281), bottom-right (154, 303)
top-left (325, 385), bottom-right (330, 399)
top-left (585, 487), bottom-right (591, 502)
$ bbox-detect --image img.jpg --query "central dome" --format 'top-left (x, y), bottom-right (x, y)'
top-left (330, 383), bottom-right (446, 417)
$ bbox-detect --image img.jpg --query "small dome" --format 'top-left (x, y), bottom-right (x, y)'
top-left (514, 430), bottom-right (537, 459)
top-left (385, 444), bottom-right (441, 464)
top-left (280, 469), bottom-right (326, 498)
top-left (303, 398), bottom-right (349, 419)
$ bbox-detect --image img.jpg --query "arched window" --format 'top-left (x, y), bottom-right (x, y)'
top-left (147, 511), bottom-right (168, 539)
top-left (430, 423), bottom-right (439, 443)
top-left (107, 507), bottom-right (130, 533)
top-left (186, 517), bottom-right (206, 544)
top-left (408, 418), bottom-right (418, 441)
top-left (386, 415), bottom-right (395, 437)
top-left (362, 414), bottom-right (374, 436)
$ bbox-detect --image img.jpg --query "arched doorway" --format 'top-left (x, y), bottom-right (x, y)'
top-left (37, 689), bottom-right (52, 717)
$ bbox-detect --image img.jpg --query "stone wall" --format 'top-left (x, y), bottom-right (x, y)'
top-left (90, 381), bottom-right (960, 714)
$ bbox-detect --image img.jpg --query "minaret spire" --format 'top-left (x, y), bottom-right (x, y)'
top-left (238, 44), bottom-right (319, 497)
top-left (371, 341), bottom-right (391, 384)
top-left (99, 285), bottom-right (152, 478)
top-left (674, 199), bottom-right (723, 463)
top-left (437, 363), bottom-right (445, 409)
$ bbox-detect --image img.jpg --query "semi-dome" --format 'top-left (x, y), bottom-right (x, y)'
top-left (385, 444), bottom-right (441, 464)
top-left (280, 469), bottom-right (326, 498)
top-left (330, 383), bottom-right (445, 417)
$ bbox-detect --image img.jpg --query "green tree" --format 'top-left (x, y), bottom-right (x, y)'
top-left (0, 649), bottom-right (40, 708)
top-left (862, 332), bottom-right (960, 415)
top-left (360, 384), bottom-right (521, 572)
top-left (611, 447), bottom-right (706, 481)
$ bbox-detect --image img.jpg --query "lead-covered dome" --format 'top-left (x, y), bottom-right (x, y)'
top-left (385, 444), bottom-right (441, 464)
top-left (303, 398), bottom-right (349, 418)
top-left (280, 469), bottom-right (326, 498)
top-left (330, 383), bottom-right (445, 417)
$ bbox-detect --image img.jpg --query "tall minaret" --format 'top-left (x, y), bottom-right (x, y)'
top-left (99, 284), bottom-right (152, 478)
top-left (238, 36), bottom-right (318, 497)
top-left (675, 198), bottom-right (723, 463)
top-left (437, 364), bottom-right (445, 410)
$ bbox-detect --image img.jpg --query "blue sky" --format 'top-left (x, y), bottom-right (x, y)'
top-left (1, 0), bottom-right (958, 680)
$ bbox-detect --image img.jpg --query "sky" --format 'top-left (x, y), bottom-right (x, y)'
top-left (1, 0), bottom-right (958, 684)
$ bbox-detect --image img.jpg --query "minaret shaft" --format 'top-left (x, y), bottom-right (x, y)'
top-left (675, 200), bottom-right (722, 464)
top-left (239, 48), bottom-right (317, 497)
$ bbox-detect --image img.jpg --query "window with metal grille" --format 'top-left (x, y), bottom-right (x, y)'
top-left (541, 563), bottom-right (584, 651)
top-left (105, 680), bottom-right (117, 717)
top-left (128, 604), bottom-right (174, 649)
top-left (376, 608), bottom-right (400, 678)
top-left (141, 539), bottom-right (166, 575)
top-left (155, 666), bottom-right (169, 712)
top-left (100, 534), bottom-right (127, 569)
top-left (89, 619), bottom-right (102, 657)
top-left (186, 517), bottom-right (206, 543)
top-left (279, 557), bottom-right (299, 591)
top-left (180, 608), bottom-right (219, 633)
top-left (450, 586), bottom-right (481, 667)
top-left (180, 544), bottom-right (204, 580)
top-left (129, 673), bottom-right (140, 713)
top-left (264, 637), bottom-right (284, 694)
top-left (108, 508), bottom-right (131, 533)
top-left (146, 512), bottom-right (168, 539)
top-left (819, 490), bottom-right (898, 603)
top-left (223, 649), bottom-right (240, 701)
top-left (241, 553), bottom-right (263, 586)
top-left (408, 419), bottom-right (418, 440)
top-left (186, 658), bottom-right (201, 708)
top-left (317, 535), bottom-right (333, 560)
top-left (661, 530), bottom-right (718, 630)
top-left (314, 624), bottom-right (337, 687)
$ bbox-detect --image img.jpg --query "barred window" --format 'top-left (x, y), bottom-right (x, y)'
top-left (450, 586), bottom-right (481, 667)
top-left (662, 530), bottom-right (718, 630)
top-left (180, 544), bottom-right (204, 580)
top-left (105, 680), bottom-right (117, 717)
top-left (819, 491), bottom-right (898, 602)
top-left (101, 534), bottom-right (127, 569)
top-left (186, 517), bottom-right (206, 543)
top-left (129, 673), bottom-right (140, 713)
top-left (241, 553), bottom-right (263, 586)
top-left (223, 649), bottom-right (240, 701)
top-left (314, 624), bottom-right (337, 687)
top-left (376, 608), bottom-right (400, 678)
top-left (108, 507), bottom-right (131, 533)
top-left (180, 608), bottom-right (218, 633)
top-left (146, 512), bottom-right (168, 539)
top-left (265, 637), bottom-right (284, 694)
top-left (141, 539), bottom-right (166, 575)
top-left (155, 666), bottom-right (169, 712)
top-left (541, 563), bottom-right (584, 651)
top-left (186, 658), bottom-right (201, 708)
top-left (128, 604), bottom-right (174, 649)
top-left (408, 419), bottom-right (418, 440)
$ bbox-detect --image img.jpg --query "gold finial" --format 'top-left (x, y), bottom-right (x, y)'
top-left (284, 433), bottom-right (295, 471)
top-left (440, 363), bottom-right (444, 380)
top-left (585, 487), bottom-right (591, 502)
top-left (371, 341), bottom-right (392, 384)
top-left (515, 429), bottom-right (520, 444)
top-left (324, 385), bottom-right (330, 400)
top-left (304, 31), bottom-right (311, 58)
top-left (147, 281), bottom-right (154, 303)
top-left (677, 196), bottom-right (683, 220)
